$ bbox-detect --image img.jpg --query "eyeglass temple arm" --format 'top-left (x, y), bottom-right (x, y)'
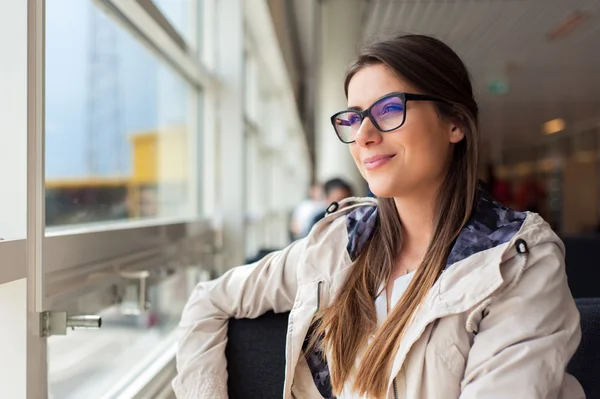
top-left (405, 93), bottom-right (445, 102)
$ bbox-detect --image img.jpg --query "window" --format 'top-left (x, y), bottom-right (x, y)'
top-left (153, 0), bottom-right (201, 52)
top-left (46, 0), bottom-right (199, 228)
top-left (0, 0), bottom-right (311, 397)
top-left (47, 268), bottom-right (203, 398)
top-left (42, 0), bottom-right (210, 397)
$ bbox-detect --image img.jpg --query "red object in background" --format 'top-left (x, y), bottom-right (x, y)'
top-left (147, 312), bottom-right (159, 327)
top-left (492, 179), bottom-right (512, 204)
top-left (515, 177), bottom-right (546, 212)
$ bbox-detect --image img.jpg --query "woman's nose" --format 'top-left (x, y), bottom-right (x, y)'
top-left (354, 117), bottom-right (383, 147)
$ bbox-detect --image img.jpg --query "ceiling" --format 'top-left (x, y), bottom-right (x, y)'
top-left (362, 0), bottom-right (600, 155)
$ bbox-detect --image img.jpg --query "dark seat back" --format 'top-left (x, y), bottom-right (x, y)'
top-left (225, 299), bottom-right (600, 399)
top-left (226, 311), bottom-right (290, 399)
top-left (563, 236), bottom-right (600, 298)
top-left (568, 298), bottom-right (600, 399)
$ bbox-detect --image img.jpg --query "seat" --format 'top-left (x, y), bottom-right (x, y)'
top-left (225, 299), bottom-right (600, 399)
top-left (226, 311), bottom-right (290, 399)
top-left (568, 297), bottom-right (600, 399)
top-left (563, 236), bottom-right (600, 298)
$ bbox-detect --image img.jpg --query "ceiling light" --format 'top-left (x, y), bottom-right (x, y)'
top-left (543, 118), bottom-right (566, 135)
top-left (547, 11), bottom-right (587, 41)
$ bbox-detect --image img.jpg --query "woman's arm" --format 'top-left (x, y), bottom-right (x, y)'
top-left (459, 241), bottom-right (584, 399)
top-left (172, 239), bottom-right (306, 399)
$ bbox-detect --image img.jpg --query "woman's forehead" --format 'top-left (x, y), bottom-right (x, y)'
top-left (347, 65), bottom-right (413, 109)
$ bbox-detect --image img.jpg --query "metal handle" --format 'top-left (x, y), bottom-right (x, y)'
top-left (118, 270), bottom-right (150, 313)
top-left (67, 315), bottom-right (102, 329)
top-left (40, 311), bottom-right (102, 337)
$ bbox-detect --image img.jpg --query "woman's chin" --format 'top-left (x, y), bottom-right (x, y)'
top-left (366, 174), bottom-right (412, 198)
top-left (367, 182), bottom-right (398, 199)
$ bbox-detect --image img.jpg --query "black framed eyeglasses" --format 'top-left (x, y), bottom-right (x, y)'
top-left (330, 92), bottom-right (445, 144)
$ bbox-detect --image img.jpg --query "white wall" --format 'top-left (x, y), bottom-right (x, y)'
top-left (315, 0), bottom-right (365, 196)
top-left (0, 0), bottom-right (27, 239)
top-left (0, 1), bottom-right (28, 397)
top-left (0, 279), bottom-right (27, 399)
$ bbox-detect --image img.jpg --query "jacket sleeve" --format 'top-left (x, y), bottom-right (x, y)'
top-left (459, 241), bottom-right (585, 399)
top-left (172, 238), bottom-right (306, 399)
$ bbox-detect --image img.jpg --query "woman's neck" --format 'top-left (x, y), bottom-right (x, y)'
top-left (393, 190), bottom-right (437, 262)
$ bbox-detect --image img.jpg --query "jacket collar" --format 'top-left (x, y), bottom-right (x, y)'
top-left (437, 210), bottom-right (562, 311)
top-left (445, 188), bottom-right (527, 267)
top-left (344, 186), bottom-right (528, 268)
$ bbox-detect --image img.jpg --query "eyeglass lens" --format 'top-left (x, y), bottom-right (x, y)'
top-left (333, 95), bottom-right (405, 142)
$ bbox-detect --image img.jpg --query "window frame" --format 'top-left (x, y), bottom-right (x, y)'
top-left (97, 0), bottom-right (217, 91)
top-left (0, 0), bottom-right (311, 397)
top-left (6, 0), bottom-right (220, 398)
top-left (28, 0), bottom-right (218, 305)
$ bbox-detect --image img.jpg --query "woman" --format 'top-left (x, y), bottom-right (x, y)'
top-left (173, 35), bottom-right (583, 399)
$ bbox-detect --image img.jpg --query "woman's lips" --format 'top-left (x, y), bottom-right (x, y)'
top-left (363, 154), bottom-right (396, 171)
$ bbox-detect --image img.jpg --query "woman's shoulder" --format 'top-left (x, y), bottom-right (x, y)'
top-left (309, 197), bottom-right (378, 234)
top-left (300, 197), bottom-right (378, 276)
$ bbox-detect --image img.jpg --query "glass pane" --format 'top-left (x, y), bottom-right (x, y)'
top-left (46, 0), bottom-right (199, 228)
top-left (153, 0), bottom-right (200, 51)
top-left (47, 267), bottom-right (203, 399)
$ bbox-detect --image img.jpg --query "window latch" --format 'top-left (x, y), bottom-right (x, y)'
top-left (40, 311), bottom-right (102, 338)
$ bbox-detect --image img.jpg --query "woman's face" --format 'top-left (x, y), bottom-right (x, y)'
top-left (346, 64), bottom-right (464, 198)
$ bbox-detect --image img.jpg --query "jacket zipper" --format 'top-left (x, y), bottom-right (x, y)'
top-left (393, 378), bottom-right (398, 399)
top-left (316, 280), bottom-right (323, 312)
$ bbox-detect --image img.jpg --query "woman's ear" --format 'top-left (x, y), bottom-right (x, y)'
top-left (448, 121), bottom-right (465, 143)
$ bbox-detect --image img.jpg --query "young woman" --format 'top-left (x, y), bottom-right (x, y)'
top-left (173, 34), bottom-right (583, 399)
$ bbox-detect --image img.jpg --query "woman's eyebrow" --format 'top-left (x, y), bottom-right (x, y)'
top-left (347, 105), bottom-right (363, 111)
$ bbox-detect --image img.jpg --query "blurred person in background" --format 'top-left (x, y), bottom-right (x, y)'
top-left (289, 183), bottom-right (326, 240)
top-left (309, 177), bottom-right (354, 229)
top-left (174, 34), bottom-right (583, 399)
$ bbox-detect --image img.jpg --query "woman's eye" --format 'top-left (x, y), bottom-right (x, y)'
top-left (349, 115), bottom-right (362, 125)
top-left (382, 104), bottom-right (404, 114)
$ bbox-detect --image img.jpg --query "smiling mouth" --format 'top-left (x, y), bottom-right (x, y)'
top-left (363, 154), bottom-right (396, 170)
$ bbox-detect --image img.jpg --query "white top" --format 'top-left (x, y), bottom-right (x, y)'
top-left (339, 271), bottom-right (416, 399)
top-left (375, 271), bottom-right (415, 326)
top-left (291, 199), bottom-right (325, 238)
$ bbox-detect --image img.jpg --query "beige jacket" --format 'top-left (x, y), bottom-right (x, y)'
top-left (173, 194), bottom-right (584, 399)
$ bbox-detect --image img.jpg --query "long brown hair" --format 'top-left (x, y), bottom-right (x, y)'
top-left (309, 34), bottom-right (480, 397)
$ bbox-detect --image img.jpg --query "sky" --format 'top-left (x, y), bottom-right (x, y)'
top-left (45, 0), bottom-right (190, 179)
